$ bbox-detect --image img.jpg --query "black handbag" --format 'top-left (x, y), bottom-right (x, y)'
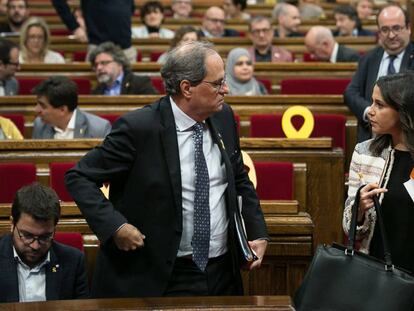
top-left (294, 187), bottom-right (414, 311)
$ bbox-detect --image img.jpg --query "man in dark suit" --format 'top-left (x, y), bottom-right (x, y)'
top-left (65, 41), bottom-right (268, 298)
top-left (0, 0), bottom-right (29, 34)
top-left (0, 183), bottom-right (89, 302)
top-left (332, 5), bottom-right (375, 37)
top-left (89, 42), bottom-right (158, 95)
top-left (32, 76), bottom-right (111, 139)
top-left (305, 26), bottom-right (360, 62)
top-left (344, 4), bottom-right (414, 142)
top-left (198, 6), bottom-right (240, 37)
top-left (272, 3), bottom-right (303, 38)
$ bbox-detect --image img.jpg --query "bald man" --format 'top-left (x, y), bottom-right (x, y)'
top-left (272, 3), bottom-right (303, 38)
top-left (198, 6), bottom-right (240, 37)
top-left (305, 26), bottom-right (360, 62)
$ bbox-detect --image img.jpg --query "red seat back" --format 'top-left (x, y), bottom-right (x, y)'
top-left (280, 78), bottom-right (351, 95)
top-left (257, 78), bottom-right (272, 94)
top-left (250, 113), bottom-right (346, 150)
top-left (49, 162), bottom-right (75, 202)
top-left (17, 77), bottom-right (91, 95)
top-left (0, 163), bottom-right (37, 203)
top-left (54, 232), bottom-right (84, 251)
top-left (254, 161), bottom-right (294, 200)
top-left (150, 51), bottom-right (164, 62)
top-left (98, 114), bottom-right (120, 125)
top-left (150, 76), bottom-right (165, 94)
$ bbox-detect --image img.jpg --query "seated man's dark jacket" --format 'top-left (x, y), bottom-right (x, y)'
top-left (337, 44), bottom-right (360, 62)
top-left (197, 28), bottom-right (241, 38)
top-left (65, 96), bottom-right (268, 298)
top-left (92, 71), bottom-right (158, 95)
top-left (344, 42), bottom-right (414, 142)
top-left (0, 234), bottom-right (89, 302)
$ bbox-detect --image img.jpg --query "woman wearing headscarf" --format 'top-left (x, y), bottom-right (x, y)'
top-left (225, 48), bottom-right (267, 96)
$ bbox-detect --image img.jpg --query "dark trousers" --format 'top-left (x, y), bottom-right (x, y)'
top-left (164, 252), bottom-right (241, 296)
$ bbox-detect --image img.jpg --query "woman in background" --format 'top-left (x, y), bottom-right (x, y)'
top-left (343, 72), bottom-right (414, 273)
top-left (225, 48), bottom-right (267, 96)
top-left (19, 17), bottom-right (65, 64)
top-left (157, 25), bottom-right (199, 63)
top-left (132, 1), bottom-right (174, 39)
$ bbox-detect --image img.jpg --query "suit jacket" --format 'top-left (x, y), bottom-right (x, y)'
top-left (0, 235), bottom-right (89, 302)
top-left (344, 42), bottom-right (414, 142)
top-left (336, 44), bottom-right (360, 62)
top-left (32, 108), bottom-right (111, 139)
top-left (197, 28), bottom-right (241, 38)
top-left (3, 77), bottom-right (19, 96)
top-left (65, 96), bottom-right (268, 298)
top-left (247, 46), bottom-right (293, 62)
top-left (92, 71), bottom-right (158, 95)
top-left (332, 28), bottom-right (376, 37)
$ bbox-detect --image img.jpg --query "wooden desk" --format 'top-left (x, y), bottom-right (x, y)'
top-left (0, 295), bottom-right (293, 310)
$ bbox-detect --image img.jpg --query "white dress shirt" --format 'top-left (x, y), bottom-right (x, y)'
top-left (54, 109), bottom-right (77, 139)
top-left (170, 97), bottom-right (229, 259)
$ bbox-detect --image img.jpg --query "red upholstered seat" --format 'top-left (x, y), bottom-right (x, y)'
top-left (257, 78), bottom-right (272, 94)
top-left (73, 50), bottom-right (142, 62)
top-left (250, 113), bottom-right (346, 150)
top-left (49, 162), bottom-right (75, 202)
top-left (302, 52), bottom-right (318, 62)
top-left (54, 232), bottom-right (84, 251)
top-left (0, 163), bottom-right (36, 203)
top-left (280, 78), bottom-right (351, 95)
top-left (17, 77), bottom-right (91, 95)
top-left (1, 114), bottom-right (25, 137)
top-left (150, 76), bottom-right (165, 94)
top-left (150, 51), bottom-right (164, 62)
top-left (98, 114), bottom-right (120, 124)
top-left (254, 161), bottom-right (294, 200)
top-left (50, 29), bottom-right (71, 36)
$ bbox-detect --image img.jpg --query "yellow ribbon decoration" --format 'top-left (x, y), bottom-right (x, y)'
top-left (241, 150), bottom-right (257, 189)
top-left (282, 106), bottom-right (314, 138)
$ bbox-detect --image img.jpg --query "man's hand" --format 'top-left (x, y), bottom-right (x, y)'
top-left (244, 239), bottom-right (268, 270)
top-left (73, 27), bottom-right (88, 43)
top-left (113, 223), bottom-right (146, 251)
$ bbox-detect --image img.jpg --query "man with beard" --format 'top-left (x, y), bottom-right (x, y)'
top-left (344, 4), bottom-right (414, 142)
top-left (0, 0), bottom-right (29, 34)
top-left (0, 183), bottom-right (89, 302)
top-left (89, 42), bottom-right (158, 95)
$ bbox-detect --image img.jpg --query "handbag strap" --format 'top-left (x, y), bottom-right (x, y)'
top-left (348, 186), bottom-right (393, 268)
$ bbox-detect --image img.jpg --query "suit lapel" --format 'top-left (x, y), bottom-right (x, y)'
top-left (159, 97), bottom-right (183, 226)
top-left (73, 110), bottom-right (87, 138)
top-left (401, 43), bottom-right (414, 70)
top-left (45, 244), bottom-right (61, 300)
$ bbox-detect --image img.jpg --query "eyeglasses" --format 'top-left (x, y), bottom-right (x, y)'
top-left (93, 60), bottom-right (114, 70)
top-left (379, 24), bottom-right (407, 35)
top-left (14, 226), bottom-right (54, 246)
top-left (202, 78), bottom-right (227, 92)
top-left (250, 28), bottom-right (272, 36)
top-left (206, 17), bottom-right (225, 24)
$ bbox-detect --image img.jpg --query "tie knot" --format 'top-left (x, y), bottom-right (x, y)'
top-left (193, 122), bottom-right (204, 134)
top-left (389, 55), bottom-right (397, 62)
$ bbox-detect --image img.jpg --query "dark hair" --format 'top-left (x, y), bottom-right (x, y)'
top-left (333, 5), bottom-right (361, 29)
top-left (32, 76), bottom-right (78, 111)
top-left (231, 0), bottom-right (247, 11)
top-left (12, 183), bottom-right (61, 226)
top-left (376, 4), bottom-right (410, 27)
top-left (0, 38), bottom-right (18, 64)
top-left (370, 72), bottom-right (414, 157)
top-left (161, 41), bottom-right (216, 96)
top-left (169, 25), bottom-right (199, 49)
top-left (88, 41), bottom-right (130, 72)
top-left (140, 1), bottom-right (164, 23)
top-left (7, 0), bottom-right (28, 8)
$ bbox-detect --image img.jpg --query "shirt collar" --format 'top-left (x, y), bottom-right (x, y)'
top-left (13, 246), bottom-right (50, 271)
top-left (54, 108), bottom-right (77, 134)
top-left (382, 49), bottom-right (405, 62)
top-left (170, 96), bottom-right (202, 132)
top-left (330, 42), bottom-right (339, 63)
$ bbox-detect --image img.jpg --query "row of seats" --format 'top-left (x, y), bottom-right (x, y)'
top-left (0, 161), bottom-right (295, 203)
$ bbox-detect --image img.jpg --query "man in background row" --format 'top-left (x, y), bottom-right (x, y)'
top-left (0, 38), bottom-right (19, 95)
top-left (272, 3), bottom-right (302, 38)
top-left (32, 76), bottom-right (111, 139)
top-left (248, 16), bottom-right (293, 62)
top-left (0, 0), bottom-right (29, 34)
top-left (0, 183), bottom-right (89, 302)
top-left (89, 42), bottom-right (158, 96)
top-left (198, 6), bottom-right (240, 37)
top-left (305, 26), bottom-right (360, 62)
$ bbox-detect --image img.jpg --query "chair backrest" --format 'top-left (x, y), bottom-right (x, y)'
top-left (0, 163), bottom-right (37, 203)
top-left (49, 162), bottom-right (75, 202)
top-left (250, 113), bottom-right (346, 150)
top-left (280, 78), bottom-right (352, 95)
top-left (17, 77), bottom-right (91, 95)
top-left (150, 51), bottom-right (164, 62)
top-left (98, 114), bottom-right (120, 125)
top-left (54, 232), bottom-right (84, 251)
top-left (302, 52), bottom-right (318, 62)
top-left (257, 78), bottom-right (272, 94)
top-left (1, 114), bottom-right (25, 136)
top-left (254, 161), bottom-right (294, 200)
top-left (73, 51), bottom-right (87, 62)
top-left (150, 76), bottom-right (165, 94)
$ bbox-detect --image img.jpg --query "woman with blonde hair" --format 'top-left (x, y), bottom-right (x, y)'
top-left (19, 17), bottom-right (65, 64)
